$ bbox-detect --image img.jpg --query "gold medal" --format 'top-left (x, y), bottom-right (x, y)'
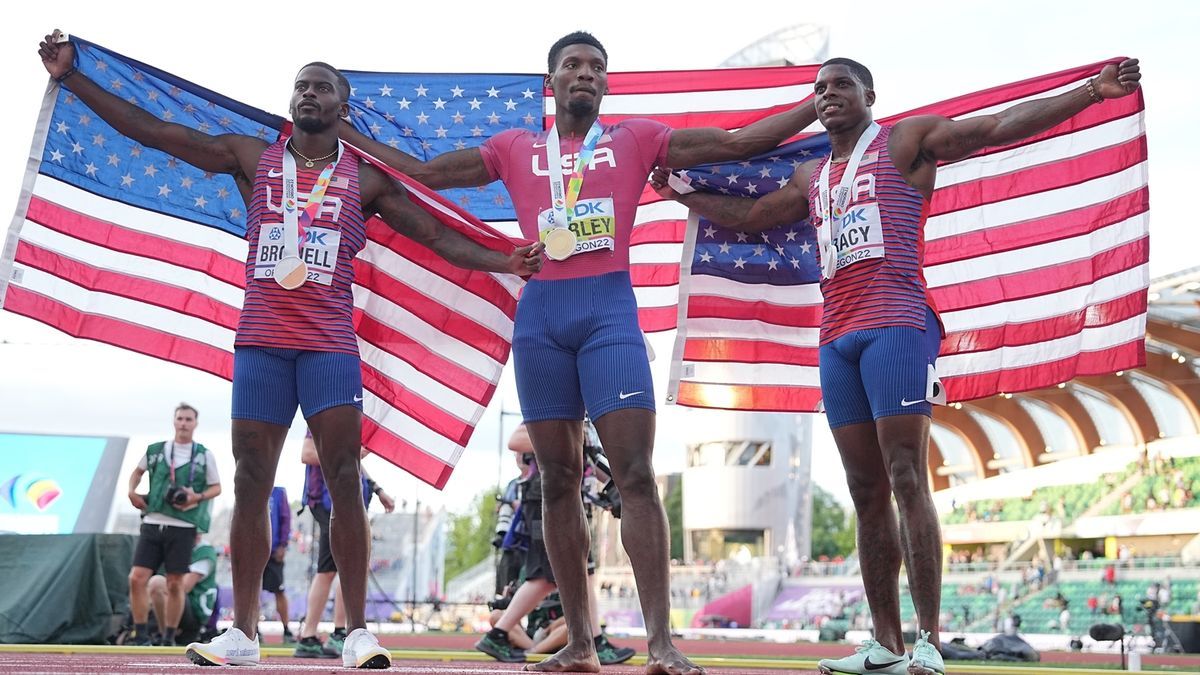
top-left (543, 228), bottom-right (577, 261)
top-left (273, 255), bottom-right (308, 289)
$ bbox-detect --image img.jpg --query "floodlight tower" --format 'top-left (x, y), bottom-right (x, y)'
top-left (720, 24), bottom-right (830, 68)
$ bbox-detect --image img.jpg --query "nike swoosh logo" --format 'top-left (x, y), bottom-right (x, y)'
top-left (618, 391), bottom-right (644, 400)
top-left (532, 142), bottom-right (547, 148)
top-left (353, 395), bottom-right (364, 402)
top-left (864, 656), bottom-right (905, 670)
top-left (268, 168), bottom-right (283, 177)
top-left (900, 398), bottom-right (924, 407)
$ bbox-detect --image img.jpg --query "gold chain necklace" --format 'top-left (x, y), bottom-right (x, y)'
top-left (288, 140), bottom-right (338, 168)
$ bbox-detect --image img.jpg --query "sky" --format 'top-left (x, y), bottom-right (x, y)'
top-left (0, 1), bottom-right (1193, 524)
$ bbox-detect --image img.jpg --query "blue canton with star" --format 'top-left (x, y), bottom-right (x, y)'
top-left (344, 72), bottom-right (544, 221)
top-left (39, 38), bottom-right (285, 238)
top-left (685, 134), bottom-right (831, 286)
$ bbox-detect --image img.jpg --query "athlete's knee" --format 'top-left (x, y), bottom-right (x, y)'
top-left (233, 458), bottom-right (275, 498)
top-left (612, 457), bottom-right (656, 499)
top-left (539, 461), bottom-right (584, 503)
top-left (846, 470), bottom-right (891, 511)
top-left (886, 451), bottom-right (929, 498)
top-left (165, 574), bottom-right (185, 595)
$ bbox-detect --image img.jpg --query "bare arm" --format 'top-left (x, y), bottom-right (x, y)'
top-left (38, 34), bottom-right (264, 182)
top-left (665, 98), bottom-right (818, 168)
top-left (361, 164), bottom-right (543, 275)
top-left (301, 436), bottom-right (319, 466)
top-left (181, 571), bottom-right (205, 593)
top-left (127, 467), bottom-right (147, 509)
top-left (339, 122), bottom-right (492, 190)
top-left (901, 59), bottom-right (1141, 176)
top-left (649, 165), bottom-right (813, 233)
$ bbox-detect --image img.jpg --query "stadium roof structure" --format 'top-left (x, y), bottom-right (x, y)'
top-left (929, 268), bottom-right (1200, 490)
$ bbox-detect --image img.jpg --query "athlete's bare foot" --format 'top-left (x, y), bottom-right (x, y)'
top-left (645, 646), bottom-right (705, 675)
top-left (523, 645), bottom-right (600, 673)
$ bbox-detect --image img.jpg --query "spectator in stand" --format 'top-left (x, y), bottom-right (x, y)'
top-left (1058, 606), bottom-right (1071, 633)
top-left (1158, 580), bottom-right (1171, 607)
top-left (1111, 594), bottom-right (1124, 621)
top-left (263, 486), bottom-right (294, 643)
top-left (1087, 595), bottom-right (1099, 615)
top-left (1103, 563), bottom-right (1117, 585)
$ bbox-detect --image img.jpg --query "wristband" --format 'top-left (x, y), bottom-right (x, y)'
top-left (1085, 78), bottom-right (1104, 104)
top-left (54, 68), bottom-right (77, 84)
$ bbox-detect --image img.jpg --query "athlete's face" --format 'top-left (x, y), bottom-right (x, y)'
top-left (546, 44), bottom-right (608, 117)
top-left (814, 64), bottom-right (875, 132)
top-left (289, 65), bottom-right (348, 133)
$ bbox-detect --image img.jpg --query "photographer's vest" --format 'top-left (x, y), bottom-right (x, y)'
top-left (145, 442), bottom-right (213, 532)
top-left (187, 542), bottom-right (219, 623)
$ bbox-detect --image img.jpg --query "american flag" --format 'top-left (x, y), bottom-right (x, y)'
top-left (667, 58), bottom-right (1149, 411)
top-left (0, 38), bottom-right (528, 488)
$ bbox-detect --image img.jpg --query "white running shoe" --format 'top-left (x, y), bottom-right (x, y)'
top-left (341, 628), bottom-right (391, 669)
top-left (908, 630), bottom-right (946, 675)
top-left (185, 627), bottom-right (260, 666)
top-left (818, 638), bottom-right (907, 675)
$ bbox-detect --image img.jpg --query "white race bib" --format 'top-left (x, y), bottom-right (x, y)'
top-left (254, 224), bottom-right (340, 286)
top-left (537, 197), bottom-right (616, 257)
top-left (831, 202), bottom-right (885, 271)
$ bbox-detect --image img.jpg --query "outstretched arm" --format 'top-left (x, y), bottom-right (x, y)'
top-left (649, 165), bottom-right (813, 233)
top-left (906, 59), bottom-right (1141, 167)
top-left (339, 122), bottom-right (493, 190)
top-left (665, 98), bottom-right (818, 168)
top-left (361, 165), bottom-right (542, 275)
top-left (38, 32), bottom-right (264, 180)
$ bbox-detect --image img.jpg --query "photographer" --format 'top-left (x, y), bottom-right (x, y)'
top-left (125, 403), bottom-right (222, 646)
top-left (475, 422), bottom-right (633, 666)
top-left (494, 449), bottom-right (535, 598)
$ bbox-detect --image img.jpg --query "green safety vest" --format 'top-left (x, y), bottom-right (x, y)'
top-left (145, 441), bottom-right (213, 533)
top-left (187, 542), bottom-right (218, 623)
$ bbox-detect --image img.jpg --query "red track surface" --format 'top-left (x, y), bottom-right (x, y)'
top-left (375, 633), bottom-right (1199, 669)
top-left (0, 653), bottom-right (810, 674)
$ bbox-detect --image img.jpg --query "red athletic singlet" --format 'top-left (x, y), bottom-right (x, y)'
top-left (809, 124), bottom-right (938, 345)
top-left (235, 140), bottom-right (368, 355)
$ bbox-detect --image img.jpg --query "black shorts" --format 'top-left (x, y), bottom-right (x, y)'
top-left (132, 523), bottom-right (195, 575)
top-left (523, 515), bottom-right (594, 584)
top-left (262, 558), bottom-right (285, 593)
top-left (311, 504), bottom-right (336, 574)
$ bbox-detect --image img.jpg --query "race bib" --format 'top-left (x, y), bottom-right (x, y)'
top-left (254, 224), bottom-right (341, 286)
top-left (831, 202), bottom-right (885, 271)
top-left (537, 197), bottom-right (615, 257)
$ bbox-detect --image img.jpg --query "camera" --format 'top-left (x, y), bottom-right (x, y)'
top-left (165, 485), bottom-right (189, 506)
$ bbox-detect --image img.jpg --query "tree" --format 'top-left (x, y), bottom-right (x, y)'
top-left (664, 482), bottom-right (684, 560)
top-left (810, 485), bottom-right (856, 559)
top-left (445, 488), bottom-right (499, 581)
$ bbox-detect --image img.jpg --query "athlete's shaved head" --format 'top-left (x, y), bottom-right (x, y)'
top-left (821, 57), bottom-right (874, 90)
top-left (300, 61), bottom-right (351, 102)
top-left (548, 31), bottom-right (608, 72)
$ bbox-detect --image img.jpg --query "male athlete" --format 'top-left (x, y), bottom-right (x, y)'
top-left (652, 57), bottom-right (1141, 675)
top-left (343, 31), bottom-right (817, 674)
top-left (38, 32), bottom-right (541, 669)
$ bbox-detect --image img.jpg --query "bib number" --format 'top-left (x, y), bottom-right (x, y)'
top-left (255, 224), bottom-right (341, 285)
top-left (831, 202), bottom-right (884, 271)
top-left (538, 197), bottom-right (615, 257)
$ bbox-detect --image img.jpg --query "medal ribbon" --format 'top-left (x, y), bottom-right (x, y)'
top-left (545, 120), bottom-right (604, 229)
top-left (281, 139), bottom-right (344, 259)
top-left (816, 122), bottom-right (881, 280)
